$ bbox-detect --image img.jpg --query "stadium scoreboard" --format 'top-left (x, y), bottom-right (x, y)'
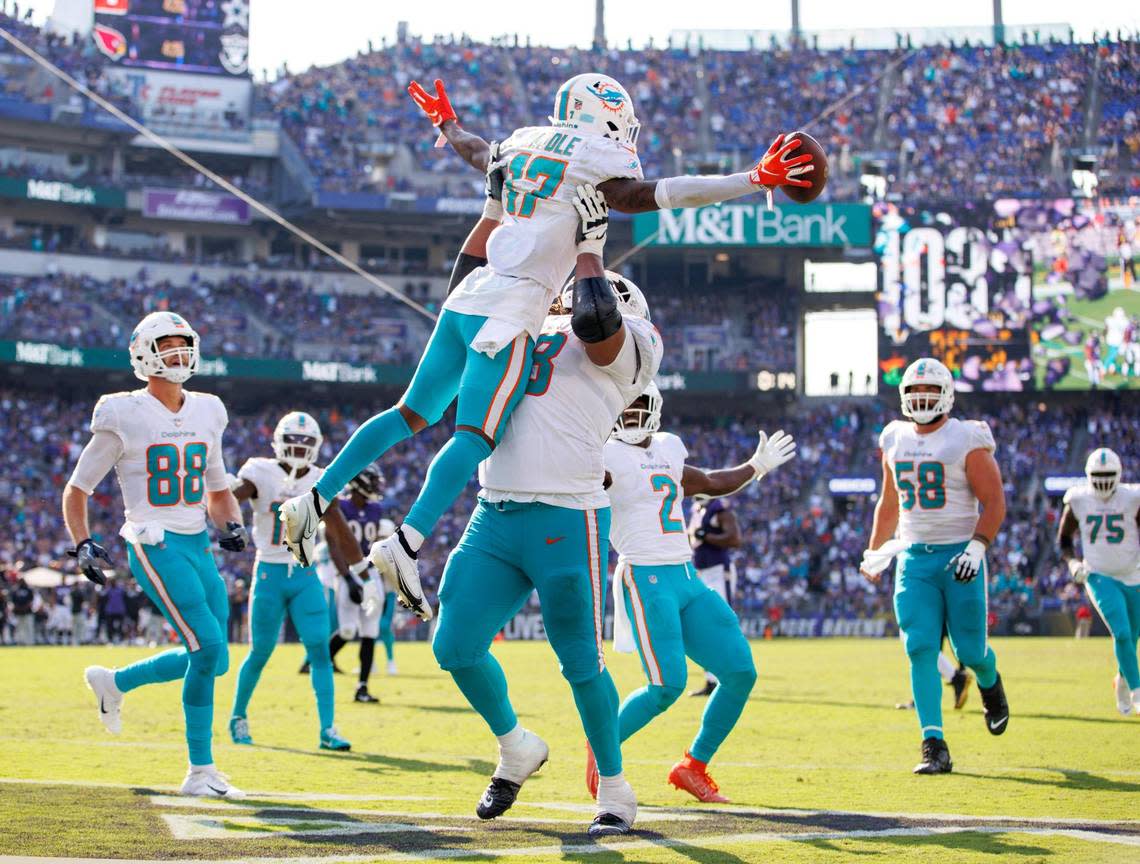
top-left (93, 0), bottom-right (249, 76)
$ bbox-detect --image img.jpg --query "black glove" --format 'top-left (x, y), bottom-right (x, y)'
top-left (694, 527), bottom-right (708, 541)
top-left (485, 140), bottom-right (505, 203)
top-left (68, 539), bottom-right (112, 586)
top-left (218, 521), bottom-right (248, 552)
top-left (344, 573), bottom-right (365, 605)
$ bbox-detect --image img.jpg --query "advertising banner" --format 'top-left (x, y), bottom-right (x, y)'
top-left (143, 188), bottom-right (251, 224)
top-left (633, 202), bottom-right (871, 248)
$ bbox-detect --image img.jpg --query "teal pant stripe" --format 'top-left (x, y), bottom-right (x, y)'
top-left (117, 531), bottom-right (228, 765)
top-left (1087, 573), bottom-right (1140, 690)
top-left (232, 562), bottom-right (335, 732)
top-left (895, 542), bottom-right (999, 741)
top-left (618, 562), bottom-right (756, 763)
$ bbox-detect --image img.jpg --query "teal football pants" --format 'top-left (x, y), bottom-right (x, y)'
top-left (114, 530), bottom-right (228, 767)
top-left (894, 542), bottom-right (999, 741)
top-left (380, 591), bottom-right (396, 661)
top-left (432, 501), bottom-right (623, 775)
top-left (1086, 573), bottom-right (1140, 690)
top-left (617, 562), bottom-right (757, 763)
top-left (316, 310), bottom-right (533, 539)
top-left (232, 562), bottom-right (335, 732)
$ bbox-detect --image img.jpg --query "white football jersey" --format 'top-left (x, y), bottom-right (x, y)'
top-left (1064, 483), bottom-right (1140, 584)
top-left (481, 314), bottom-right (663, 509)
top-left (879, 417), bottom-right (996, 545)
top-left (87, 389), bottom-right (229, 535)
top-left (237, 457), bottom-right (323, 565)
top-left (446, 126), bottom-right (643, 336)
top-left (314, 540), bottom-right (338, 590)
top-left (604, 432), bottom-right (692, 565)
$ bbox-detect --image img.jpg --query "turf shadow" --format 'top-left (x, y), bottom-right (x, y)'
top-left (954, 767), bottom-right (1140, 794)
top-left (842, 829), bottom-right (1056, 857)
top-left (253, 744), bottom-right (491, 775)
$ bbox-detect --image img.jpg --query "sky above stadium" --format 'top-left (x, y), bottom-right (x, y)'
top-left (240, 0), bottom-right (1136, 79)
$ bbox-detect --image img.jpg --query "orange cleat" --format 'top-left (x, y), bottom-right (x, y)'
top-left (585, 742), bottom-right (599, 800)
top-left (668, 753), bottom-right (729, 803)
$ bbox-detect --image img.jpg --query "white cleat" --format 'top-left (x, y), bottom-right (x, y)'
top-left (591, 775), bottom-right (637, 837)
top-left (370, 532), bottom-right (432, 621)
top-left (279, 488), bottom-right (326, 567)
top-left (387, 660), bottom-right (398, 676)
top-left (1114, 675), bottom-right (1133, 716)
top-left (84, 666), bottom-right (123, 735)
top-left (180, 765), bottom-right (246, 799)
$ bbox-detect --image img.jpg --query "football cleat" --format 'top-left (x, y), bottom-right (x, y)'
top-left (950, 668), bottom-right (973, 710)
top-left (913, 737), bottom-right (953, 774)
top-left (279, 487), bottom-right (326, 567)
top-left (180, 765), bottom-right (245, 799)
top-left (668, 753), bottom-right (729, 803)
top-left (689, 679), bottom-right (717, 698)
top-left (585, 742), bottom-right (599, 800)
top-left (229, 716), bottom-right (252, 745)
top-left (592, 775), bottom-right (637, 836)
top-left (84, 666), bottom-right (122, 735)
top-left (1113, 675), bottom-right (1133, 716)
top-left (370, 532), bottom-right (433, 622)
top-left (979, 673), bottom-right (1009, 735)
top-left (476, 728), bottom-right (549, 819)
top-left (476, 777), bottom-right (522, 820)
top-left (354, 684), bottom-right (379, 704)
top-left (387, 660), bottom-right (398, 676)
top-left (320, 726), bottom-right (351, 751)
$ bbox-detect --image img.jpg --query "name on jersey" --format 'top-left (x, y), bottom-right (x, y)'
top-left (543, 132), bottom-right (582, 156)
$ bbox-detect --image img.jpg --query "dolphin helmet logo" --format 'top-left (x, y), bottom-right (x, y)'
top-left (587, 80), bottom-right (626, 113)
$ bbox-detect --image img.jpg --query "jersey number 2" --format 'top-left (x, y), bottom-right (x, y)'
top-left (146, 443), bottom-right (207, 507)
top-left (651, 474), bottom-right (684, 534)
top-left (504, 153), bottom-right (568, 218)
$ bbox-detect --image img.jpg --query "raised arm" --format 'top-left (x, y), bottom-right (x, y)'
top-left (681, 430), bottom-right (796, 499)
top-left (407, 79), bottom-right (490, 172)
top-left (598, 133), bottom-right (815, 214)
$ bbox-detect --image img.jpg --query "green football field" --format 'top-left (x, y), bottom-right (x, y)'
top-left (1034, 286), bottom-right (1140, 390)
top-left (1, 638), bottom-right (1137, 863)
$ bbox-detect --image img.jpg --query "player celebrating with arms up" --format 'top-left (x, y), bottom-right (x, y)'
top-left (280, 73), bottom-right (815, 622)
top-left (228, 411), bottom-right (366, 751)
top-left (861, 358), bottom-right (1010, 774)
top-left (63, 312), bottom-right (248, 797)
top-left (598, 384), bottom-right (795, 802)
top-left (1058, 448), bottom-right (1140, 716)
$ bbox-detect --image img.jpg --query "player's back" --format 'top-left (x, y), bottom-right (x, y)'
top-left (879, 417), bottom-right (996, 545)
top-left (93, 388), bottom-right (228, 535)
top-left (238, 457), bottom-right (322, 564)
top-left (604, 432), bottom-right (691, 565)
top-left (481, 313), bottom-right (662, 506)
top-left (484, 126), bottom-right (642, 292)
top-left (1064, 483), bottom-right (1140, 582)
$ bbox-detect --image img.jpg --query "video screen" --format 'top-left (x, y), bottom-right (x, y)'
top-left (93, 0), bottom-right (248, 76)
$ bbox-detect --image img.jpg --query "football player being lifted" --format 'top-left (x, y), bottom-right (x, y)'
top-left (598, 383), bottom-right (795, 802)
top-left (1058, 448), bottom-right (1140, 716)
top-left (227, 411), bottom-right (370, 751)
top-left (279, 72), bottom-right (815, 625)
top-left (63, 312), bottom-right (248, 797)
top-left (861, 358), bottom-right (1010, 774)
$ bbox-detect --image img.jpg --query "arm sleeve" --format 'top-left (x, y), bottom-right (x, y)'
top-left (653, 172), bottom-right (755, 210)
top-left (1062, 487), bottom-right (1075, 507)
top-left (586, 138), bottom-right (645, 182)
top-left (68, 431), bottom-right (124, 494)
top-left (969, 421), bottom-right (997, 453)
top-left (236, 459), bottom-right (261, 498)
top-left (203, 397), bottom-right (230, 493)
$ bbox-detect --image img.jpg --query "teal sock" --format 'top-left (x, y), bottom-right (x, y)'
top-left (1112, 637), bottom-right (1140, 690)
top-left (405, 430), bottom-right (491, 538)
top-left (183, 703), bottom-right (214, 766)
top-left (690, 667), bottom-right (756, 763)
top-left (449, 655), bottom-right (517, 736)
top-left (114, 648), bottom-right (187, 693)
top-left (571, 670), bottom-right (622, 777)
top-left (618, 684), bottom-right (682, 742)
top-left (970, 646), bottom-right (999, 690)
top-left (909, 648), bottom-right (943, 740)
top-left (230, 649), bottom-right (270, 719)
top-left (304, 641), bottom-right (335, 730)
top-left (316, 408), bottom-right (412, 502)
top-left (380, 593), bottom-right (396, 661)
top-left (183, 643), bottom-right (221, 765)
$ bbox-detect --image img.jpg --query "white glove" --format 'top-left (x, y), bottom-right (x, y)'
top-left (361, 577), bottom-right (382, 617)
top-left (573, 183), bottom-right (609, 256)
top-left (226, 472), bottom-right (244, 493)
top-left (859, 539), bottom-right (909, 578)
top-left (1067, 558), bottom-right (1090, 584)
top-left (948, 539), bottom-right (987, 584)
top-left (748, 429), bottom-right (796, 479)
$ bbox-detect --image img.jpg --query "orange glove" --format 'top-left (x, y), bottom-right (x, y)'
top-left (748, 134), bottom-right (814, 188)
top-left (407, 78), bottom-right (457, 127)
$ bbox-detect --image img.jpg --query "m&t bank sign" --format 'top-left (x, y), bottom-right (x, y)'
top-left (633, 202), bottom-right (870, 248)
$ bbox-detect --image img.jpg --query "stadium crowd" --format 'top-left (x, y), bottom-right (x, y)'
top-left (0, 385), bottom-right (1118, 646)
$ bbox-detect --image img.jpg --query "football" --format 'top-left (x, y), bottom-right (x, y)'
top-left (781, 131), bottom-right (829, 203)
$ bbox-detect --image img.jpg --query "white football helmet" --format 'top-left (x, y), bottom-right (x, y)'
top-left (550, 73), bottom-right (640, 148)
top-left (899, 357), bottom-right (955, 425)
top-left (1085, 447), bottom-right (1122, 500)
top-left (559, 270), bottom-right (651, 321)
top-left (272, 411), bottom-right (323, 470)
top-left (612, 382), bottom-right (662, 445)
top-left (129, 311), bottom-right (199, 383)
